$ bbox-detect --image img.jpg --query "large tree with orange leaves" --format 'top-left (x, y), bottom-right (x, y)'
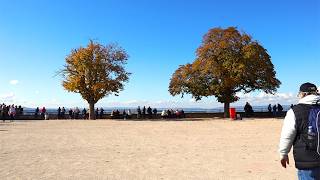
top-left (169, 27), bottom-right (281, 117)
top-left (60, 40), bottom-right (130, 119)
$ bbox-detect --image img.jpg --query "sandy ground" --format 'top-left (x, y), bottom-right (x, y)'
top-left (0, 118), bottom-right (296, 180)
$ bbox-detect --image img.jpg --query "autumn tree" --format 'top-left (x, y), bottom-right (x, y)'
top-left (60, 40), bottom-right (130, 119)
top-left (169, 27), bottom-right (281, 117)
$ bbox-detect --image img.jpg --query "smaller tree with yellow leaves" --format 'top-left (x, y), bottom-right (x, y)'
top-left (60, 40), bottom-right (130, 119)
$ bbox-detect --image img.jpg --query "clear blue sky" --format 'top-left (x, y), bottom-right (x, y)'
top-left (0, 0), bottom-right (319, 108)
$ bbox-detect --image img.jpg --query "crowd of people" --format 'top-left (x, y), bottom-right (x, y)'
top-left (160, 109), bottom-right (185, 119)
top-left (0, 105), bottom-right (186, 120)
top-left (95, 108), bottom-right (105, 119)
top-left (0, 103), bottom-right (24, 122)
top-left (54, 107), bottom-right (105, 119)
top-left (108, 106), bottom-right (185, 120)
top-left (110, 109), bottom-right (131, 119)
top-left (267, 103), bottom-right (284, 116)
top-left (136, 106), bottom-right (158, 119)
top-left (34, 107), bottom-right (48, 119)
top-left (243, 102), bottom-right (286, 117)
top-left (1, 103), bottom-right (293, 121)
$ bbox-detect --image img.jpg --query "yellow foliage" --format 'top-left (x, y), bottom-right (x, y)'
top-left (60, 40), bottom-right (130, 106)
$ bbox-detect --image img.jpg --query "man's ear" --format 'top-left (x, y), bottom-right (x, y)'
top-left (298, 92), bottom-right (304, 99)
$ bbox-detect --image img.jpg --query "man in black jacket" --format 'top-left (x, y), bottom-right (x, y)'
top-left (279, 82), bottom-right (320, 179)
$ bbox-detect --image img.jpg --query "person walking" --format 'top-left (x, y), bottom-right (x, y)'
top-left (279, 82), bottom-right (320, 179)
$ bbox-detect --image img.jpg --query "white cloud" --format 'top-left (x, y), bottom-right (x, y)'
top-left (233, 92), bottom-right (298, 106)
top-left (0, 92), bottom-right (16, 103)
top-left (9, 80), bottom-right (19, 85)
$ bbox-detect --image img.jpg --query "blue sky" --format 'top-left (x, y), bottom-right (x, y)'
top-left (0, 0), bottom-right (319, 108)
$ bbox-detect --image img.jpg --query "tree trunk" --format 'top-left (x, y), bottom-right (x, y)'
top-left (224, 102), bottom-right (230, 118)
top-left (89, 102), bottom-right (95, 120)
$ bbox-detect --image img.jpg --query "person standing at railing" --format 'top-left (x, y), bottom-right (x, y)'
top-left (161, 110), bottom-right (167, 119)
top-left (127, 109), bottom-right (132, 119)
top-left (82, 108), bottom-right (87, 119)
top-left (95, 108), bottom-right (99, 119)
top-left (181, 109), bottom-right (185, 118)
top-left (142, 106), bottom-right (146, 119)
top-left (18, 105), bottom-right (23, 116)
top-left (35, 107), bottom-right (39, 117)
top-left (4, 105), bottom-right (9, 120)
top-left (153, 108), bottom-right (158, 118)
top-left (0, 104), bottom-right (3, 122)
top-left (61, 107), bottom-right (66, 119)
top-left (278, 103), bottom-right (283, 116)
top-left (137, 106), bottom-right (141, 119)
top-left (273, 104), bottom-right (277, 117)
top-left (8, 105), bottom-right (16, 122)
top-left (0, 104), bottom-right (6, 122)
top-left (123, 110), bottom-right (127, 120)
top-left (268, 104), bottom-right (272, 113)
top-left (57, 107), bottom-right (61, 119)
top-left (14, 105), bottom-right (19, 118)
top-left (147, 106), bottom-right (152, 119)
top-left (40, 107), bottom-right (46, 119)
top-left (100, 107), bottom-right (104, 119)
top-left (68, 108), bottom-right (73, 119)
top-left (74, 107), bottom-right (80, 119)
